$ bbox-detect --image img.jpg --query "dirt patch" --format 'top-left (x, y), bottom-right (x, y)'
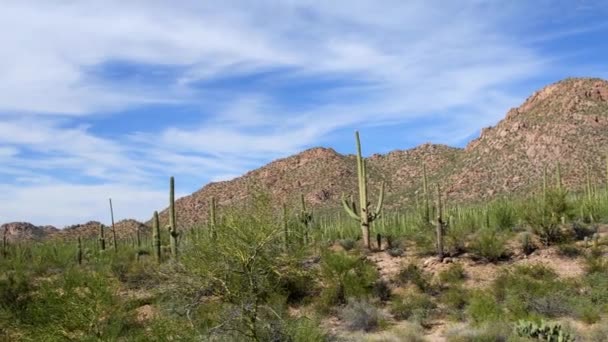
top-left (135, 304), bottom-right (157, 322)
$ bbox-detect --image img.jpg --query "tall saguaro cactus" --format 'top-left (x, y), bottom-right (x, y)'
top-left (433, 184), bottom-right (445, 260)
top-left (153, 211), bottom-right (161, 264)
top-left (109, 198), bottom-right (118, 252)
top-left (341, 131), bottom-right (385, 249)
top-left (167, 177), bottom-right (179, 260)
top-left (77, 237), bottom-right (83, 265)
top-left (422, 164), bottom-right (430, 223)
top-left (99, 223), bottom-right (106, 251)
top-left (298, 194), bottom-right (313, 244)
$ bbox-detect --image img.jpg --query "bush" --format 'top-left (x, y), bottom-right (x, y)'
top-left (490, 199), bottom-right (517, 231)
top-left (524, 189), bottom-right (569, 246)
top-left (520, 232), bottom-right (536, 255)
top-left (386, 247), bottom-right (404, 258)
top-left (557, 244), bottom-right (582, 258)
top-left (338, 239), bottom-right (356, 251)
top-left (466, 291), bottom-right (502, 324)
top-left (390, 291), bottom-right (436, 323)
top-left (317, 251), bottom-right (378, 311)
top-left (339, 299), bottom-right (383, 332)
top-left (395, 263), bottom-right (433, 293)
top-left (441, 286), bottom-right (469, 313)
top-left (438, 263), bottom-right (466, 285)
top-left (372, 279), bottom-right (391, 302)
top-left (445, 321), bottom-right (514, 342)
top-left (469, 229), bottom-right (508, 262)
top-left (571, 222), bottom-right (595, 241)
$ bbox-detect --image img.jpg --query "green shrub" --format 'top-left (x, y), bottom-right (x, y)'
top-left (386, 247), bottom-right (404, 258)
top-left (520, 232), bottom-right (537, 255)
top-left (490, 199), bottom-right (517, 231)
top-left (395, 263), bottom-right (433, 293)
top-left (339, 299), bottom-right (383, 332)
top-left (524, 189), bottom-right (569, 246)
top-left (389, 291), bottom-right (436, 323)
top-left (445, 321), bottom-right (514, 342)
top-left (438, 263), bottom-right (466, 285)
top-left (338, 239), bottom-right (356, 251)
top-left (287, 317), bottom-right (328, 342)
top-left (441, 286), bottom-right (469, 313)
top-left (557, 244), bottom-right (582, 258)
top-left (317, 251), bottom-right (378, 311)
top-left (466, 291), bottom-right (502, 324)
top-left (372, 279), bottom-right (391, 302)
top-left (469, 229), bottom-right (508, 262)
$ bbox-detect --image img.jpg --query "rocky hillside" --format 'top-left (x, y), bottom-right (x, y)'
top-left (155, 77), bottom-right (608, 228)
top-left (1, 220), bottom-right (150, 242)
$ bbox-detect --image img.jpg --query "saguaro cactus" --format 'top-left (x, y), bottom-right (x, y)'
top-left (341, 131), bottom-right (385, 249)
top-left (77, 237), bottom-right (83, 265)
top-left (298, 194), bottom-right (313, 244)
top-left (109, 198), bottom-right (118, 252)
top-left (433, 184), bottom-right (445, 259)
top-left (99, 223), bottom-right (106, 251)
top-left (167, 177), bottom-right (179, 260)
top-left (153, 211), bottom-right (161, 264)
top-left (422, 163), bottom-right (430, 223)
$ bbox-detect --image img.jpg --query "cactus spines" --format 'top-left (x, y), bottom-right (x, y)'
top-left (99, 223), bottom-right (106, 251)
top-left (153, 211), bottom-right (161, 264)
top-left (167, 176), bottom-right (179, 260)
top-left (77, 236), bottom-right (83, 265)
top-left (341, 131), bottom-right (385, 250)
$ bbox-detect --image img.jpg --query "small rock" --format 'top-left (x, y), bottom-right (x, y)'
top-left (442, 257), bottom-right (453, 264)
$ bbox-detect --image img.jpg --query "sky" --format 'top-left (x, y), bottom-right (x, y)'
top-left (1, 0), bottom-right (608, 227)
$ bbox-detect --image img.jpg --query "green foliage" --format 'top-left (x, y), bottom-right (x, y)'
top-left (438, 263), bottom-right (466, 285)
top-left (489, 198), bottom-right (517, 230)
top-left (466, 290), bottom-right (502, 324)
top-left (395, 263), bottom-right (433, 293)
top-left (339, 299), bottom-right (383, 332)
top-left (515, 320), bottom-right (574, 341)
top-left (469, 229), bottom-right (508, 262)
top-left (524, 188), bottom-right (569, 245)
top-left (338, 238), bottom-right (356, 251)
top-left (318, 251), bottom-right (378, 311)
top-left (520, 231), bottom-right (536, 255)
top-left (389, 291), bottom-right (436, 323)
top-left (556, 243), bottom-right (582, 258)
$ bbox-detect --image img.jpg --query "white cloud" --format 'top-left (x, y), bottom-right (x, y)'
top-left (0, 0), bottom-right (604, 225)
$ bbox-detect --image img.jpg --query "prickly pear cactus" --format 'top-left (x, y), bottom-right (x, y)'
top-left (515, 320), bottom-right (574, 342)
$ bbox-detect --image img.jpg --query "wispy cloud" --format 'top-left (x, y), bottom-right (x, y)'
top-left (0, 0), bottom-right (606, 225)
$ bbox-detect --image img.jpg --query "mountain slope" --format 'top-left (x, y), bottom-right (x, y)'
top-left (154, 77), bottom-right (608, 229)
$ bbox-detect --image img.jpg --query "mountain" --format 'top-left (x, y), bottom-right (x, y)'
top-left (1, 222), bottom-right (59, 242)
top-left (4, 77), bottom-right (608, 237)
top-left (155, 77), bottom-right (608, 228)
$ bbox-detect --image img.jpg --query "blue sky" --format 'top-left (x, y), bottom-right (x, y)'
top-left (1, 0), bottom-right (607, 226)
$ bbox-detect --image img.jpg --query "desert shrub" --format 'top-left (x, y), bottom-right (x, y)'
top-left (317, 251), bottom-right (378, 311)
top-left (524, 188), bottom-right (569, 246)
top-left (389, 291), bottom-right (436, 323)
top-left (361, 322), bottom-right (426, 342)
top-left (0, 272), bottom-right (31, 319)
top-left (279, 266), bottom-right (317, 305)
top-left (395, 263), bottom-right (433, 293)
top-left (445, 321), bottom-right (514, 342)
top-left (469, 229), bottom-right (508, 262)
top-left (372, 279), bottom-right (391, 302)
top-left (574, 301), bottom-right (601, 324)
top-left (492, 265), bottom-right (575, 319)
top-left (520, 232), bottom-right (537, 255)
top-left (490, 199), bottom-right (517, 231)
top-left (557, 243), bottom-right (582, 258)
top-left (386, 247), bottom-right (404, 258)
top-left (571, 222), bottom-right (595, 240)
top-left (441, 286), bottom-right (469, 314)
top-left (338, 238), bottom-right (356, 251)
top-left (438, 263), bottom-right (466, 285)
top-left (515, 320), bottom-right (574, 341)
top-left (466, 290), bottom-right (502, 324)
top-left (286, 317), bottom-right (328, 342)
top-left (585, 251), bottom-right (608, 274)
top-left (340, 299), bottom-right (383, 332)
top-left (587, 321), bottom-right (608, 342)
top-left (446, 224), bottom-right (469, 255)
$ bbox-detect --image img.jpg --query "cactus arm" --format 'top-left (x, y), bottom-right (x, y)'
top-left (373, 181), bottom-right (385, 219)
top-left (341, 194), bottom-right (360, 220)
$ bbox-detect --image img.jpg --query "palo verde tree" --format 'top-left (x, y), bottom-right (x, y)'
top-left (341, 131), bottom-right (385, 249)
